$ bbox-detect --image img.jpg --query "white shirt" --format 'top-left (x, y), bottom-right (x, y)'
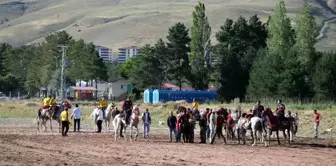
top-left (231, 113), bottom-right (238, 121)
top-left (72, 107), bottom-right (82, 119)
top-left (96, 109), bottom-right (104, 121)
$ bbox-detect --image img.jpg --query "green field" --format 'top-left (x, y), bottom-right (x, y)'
top-left (0, 0), bottom-right (335, 52)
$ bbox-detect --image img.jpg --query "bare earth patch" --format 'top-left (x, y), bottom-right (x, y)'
top-left (0, 126), bottom-right (335, 166)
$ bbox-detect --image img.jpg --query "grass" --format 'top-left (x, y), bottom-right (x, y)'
top-left (0, 0), bottom-right (335, 51)
top-left (0, 99), bottom-right (335, 137)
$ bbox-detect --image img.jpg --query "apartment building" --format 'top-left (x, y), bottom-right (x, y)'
top-left (96, 45), bottom-right (114, 62)
top-left (118, 46), bottom-right (140, 63)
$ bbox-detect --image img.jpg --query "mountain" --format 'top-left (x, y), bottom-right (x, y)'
top-left (0, 0), bottom-right (336, 51)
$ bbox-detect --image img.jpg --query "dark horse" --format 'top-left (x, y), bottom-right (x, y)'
top-left (262, 108), bottom-right (294, 145)
top-left (178, 106), bottom-right (193, 143)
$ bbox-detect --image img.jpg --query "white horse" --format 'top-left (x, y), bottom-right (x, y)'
top-left (104, 107), bottom-right (114, 132)
top-left (36, 108), bottom-right (61, 132)
top-left (250, 117), bottom-right (268, 147)
top-left (128, 105), bottom-right (140, 141)
top-left (89, 108), bottom-right (99, 131)
top-left (112, 113), bottom-right (127, 141)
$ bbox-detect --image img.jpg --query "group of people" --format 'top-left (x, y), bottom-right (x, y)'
top-left (40, 95), bottom-right (322, 140)
top-left (167, 99), bottom-right (322, 144)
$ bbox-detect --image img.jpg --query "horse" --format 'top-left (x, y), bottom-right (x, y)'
top-left (36, 107), bottom-right (61, 132)
top-left (89, 108), bottom-right (99, 131)
top-left (104, 108), bottom-right (114, 132)
top-left (262, 108), bottom-right (293, 146)
top-left (112, 112), bottom-right (127, 141)
top-left (126, 105), bottom-right (140, 141)
top-left (236, 114), bottom-right (250, 145)
top-left (250, 116), bottom-right (268, 147)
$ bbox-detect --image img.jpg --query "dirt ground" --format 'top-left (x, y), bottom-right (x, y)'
top-left (0, 126), bottom-right (335, 166)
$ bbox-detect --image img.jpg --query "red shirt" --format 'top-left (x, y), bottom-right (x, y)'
top-left (206, 112), bottom-right (211, 123)
top-left (314, 113), bottom-right (320, 123)
top-left (227, 114), bottom-right (232, 121)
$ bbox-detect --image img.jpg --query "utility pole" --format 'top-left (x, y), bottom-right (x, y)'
top-left (59, 45), bottom-right (68, 100)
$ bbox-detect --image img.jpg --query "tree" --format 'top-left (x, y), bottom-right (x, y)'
top-left (166, 23), bottom-right (191, 90)
top-left (214, 16), bottom-right (268, 101)
top-left (190, 2), bottom-right (212, 90)
top-left (153, 38), bottom-right (169, 88)
top-left (107, 62), bottom-right (122, 81)
top-left (312, 52), bottom-right (336, 100)
top-left (266, 0), bottom-right (295, 58)
top-left (295, 0), bottom-right (318, 68)
top-left (0, 43), bottom-right (13, 76)
top-left (247, 0), bottom-right (297, 99)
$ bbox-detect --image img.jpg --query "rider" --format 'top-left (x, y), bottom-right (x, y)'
top-left (253, 101), bottom-right (264, 118)
top-left (276, 99), bottom-right (286, 124)
top-left (122, 96), bottom-right (133, 124)
top-left (43, 95), bottom-right (51, 109)
top-left (276, 99), bottom-right (286, 116)
top-left (50, 95), bottom-right (59, 119)
top-left (192, 98), bottom-right (200, 115)
top-left (98, 96), bottom-right (108, 119)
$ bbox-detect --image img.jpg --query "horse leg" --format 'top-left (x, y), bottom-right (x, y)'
top-left (283, 129), bottom-right (287, 144)
top-left (252, 129), bottom-right (257, 147)
top-left (250, 130), bottom-right (254, 144)
top-left (237, 128), bottom-right (241, 144)
top-left (114, 125), bottom-right (118, 141)
top-left (130, 125), bottom-right (133, 141)
top-left (50, 119), bottom-right (53, 132)
top-left (134, 126), bottom-right (138, 141)
top-left (276, 130), bottom-right (280, 145)
top-left (288, 126), bottom-right (292, 145)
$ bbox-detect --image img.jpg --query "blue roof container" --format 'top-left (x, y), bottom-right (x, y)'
top-left (143, 89), bottom-right (154, 103)
top-left (152, 90), bottom-right (216, 104)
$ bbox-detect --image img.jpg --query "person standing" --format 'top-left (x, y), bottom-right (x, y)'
top-left (210, 110), bottom-right (226, 144)
top-left (60, 108), bottom-right (70, 136)
top-left (96, 108), bottom-right (104, 133)
top-left (71, 104), bottom-right (82, 132)
top-left (313, 110), bottom-right (321, 139)
top-left (206, 108), bottom-right (212, 139)
top-left (142, 108), bottom-right (151, 138)
top-left (209, 109), bottom-right (217, 143)
top-left (98, 97), bottom-right (108, 119)
top-left (167, 111), bottom-right (177, 142)
top-left (199, 111), bottom-right (207, 144)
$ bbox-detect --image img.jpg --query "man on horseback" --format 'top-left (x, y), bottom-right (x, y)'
top-left (276, 99), bottom-right (286, 125)
top-left (253, 101), bottom-right (264, 118)
top-left (42, 95), bottom-right (51, 109)
top-left (121, 96), bottom-right (133, 137)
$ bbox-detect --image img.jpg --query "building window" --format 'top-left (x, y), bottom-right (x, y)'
top-left (121, 85), bottom-right (123, 89)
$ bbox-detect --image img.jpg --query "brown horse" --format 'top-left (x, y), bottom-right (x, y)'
top-left (262, 108), bottom-right (293, 146)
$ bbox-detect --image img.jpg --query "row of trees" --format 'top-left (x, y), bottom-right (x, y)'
top-left (0, 31), bottom-right (107, 96)
top-left (121, 0), bottom-right (336, 101)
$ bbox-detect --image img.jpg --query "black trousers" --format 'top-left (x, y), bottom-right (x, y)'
top-left (73, 119), bottom-right (80, 132)
top-left (97, 120), bottom-right (102, 133)
top-left (62, 121), bottom-right (69, 136)
top-left (200, 126), bottom-right (206, 143)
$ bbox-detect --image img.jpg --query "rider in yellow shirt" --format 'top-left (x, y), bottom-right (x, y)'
top-left (98, 97), bottom-right (108, 119)
top-left (50, 95), bottom-right (57, 107)
top-left (43, 95), bottom-right (51, 109)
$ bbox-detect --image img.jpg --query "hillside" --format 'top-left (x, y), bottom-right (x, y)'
top-left (0, 0), bottom-right (336, 52)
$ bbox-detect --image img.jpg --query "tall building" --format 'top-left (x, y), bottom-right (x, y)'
top-left (118, 46), bottom-right (140, 63)
top-left (96, 45), bottom-right (114, 63)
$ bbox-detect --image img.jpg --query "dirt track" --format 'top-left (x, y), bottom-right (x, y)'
top-left (0, 126), bottom-right (335, 166)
